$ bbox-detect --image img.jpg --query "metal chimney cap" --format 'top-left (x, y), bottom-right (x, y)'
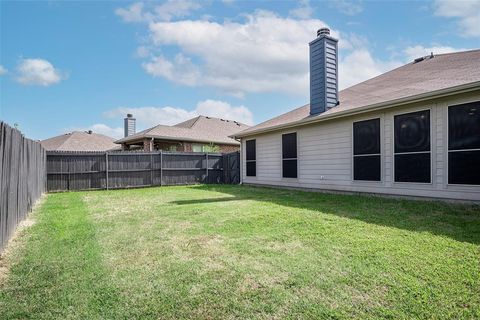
top-left (126, 113), bottom-right (133, 118)
top-left (317, 28), bottom-right (330, 37)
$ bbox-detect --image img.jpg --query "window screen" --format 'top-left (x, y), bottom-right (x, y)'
top-left (282, 133), bottom-right (297, 178)
top-left (394, 110), bottom-right (430, 153)
top-left (448, 101), bottom-right (480, 185)
top-left (282, 133), bottom-right (297, 159)
top-left (246, 161), bottom-right (256, 177)
top-left (246, 140), bottom-right (256, 161)
top-left (353, 119), bottom-right (380, 155)
top-left (394, 153), bottom-right (431, 183)
top-left (246, 139), bottom-right (256, 177)
top-left (394, 110), bottom-right (431, 183)
top-left (353, 119), bottom-right (381, 181)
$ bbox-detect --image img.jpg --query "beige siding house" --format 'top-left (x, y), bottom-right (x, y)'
top-left (234, 29), bottom-right (480, 201)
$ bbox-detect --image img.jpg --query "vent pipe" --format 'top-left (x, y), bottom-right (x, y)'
top-left (124, 113), bottom-right (136, 137)
top-left (309, 27), bottom-right (339, 115)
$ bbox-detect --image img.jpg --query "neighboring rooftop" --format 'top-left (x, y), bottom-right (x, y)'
top-left (41, 131), bottom-right (119, 151)
top-left (116, 115), bottom-right (250, 145)
top-left (237, 49), bottom-right (480, 137)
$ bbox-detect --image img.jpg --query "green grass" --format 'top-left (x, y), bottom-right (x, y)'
top-left (1, 185), bottom-right (479, 319)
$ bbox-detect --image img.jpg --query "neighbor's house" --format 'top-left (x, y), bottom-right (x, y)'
top-left (41, 130), bottom-right (119, 151)
top-left (116, 114), bottom-right (250, 153)
top-left (234, 28), bottom-right (480, 201)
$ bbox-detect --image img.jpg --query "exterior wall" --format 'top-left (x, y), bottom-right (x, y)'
top-left (143, 138), bottom-right (153, 152)
top-left (183, 142), bottom-right (239, 153)
top-left (123, 139), bottom-right (239, 153)
top-left (241, 90), bottom-right (480, 201)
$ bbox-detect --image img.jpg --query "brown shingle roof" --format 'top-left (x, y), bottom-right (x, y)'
top-left (41, 131), bottom-right (119, 151)
top-left (237, 49), bottom-right (480, 137)
top-left (116, 115), bottom-right (250, 145)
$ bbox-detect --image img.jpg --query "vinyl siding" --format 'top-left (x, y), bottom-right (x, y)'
top-left (242, 91), bottom-right (480, 201)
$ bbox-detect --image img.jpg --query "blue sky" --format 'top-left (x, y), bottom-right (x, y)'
top-left (1, 0), bottom-right (479, 140)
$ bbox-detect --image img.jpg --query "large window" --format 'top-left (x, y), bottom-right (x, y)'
top-left (282, 133), bottom-right (297, 178)
top-left (353, 118), bottom-right (381, 181)
top-left (394, 110), bottom-right (431, 183)
top-left (448, 101), bottom-right (480, 185)
top-left (246, 139), bottom-right (256, 177)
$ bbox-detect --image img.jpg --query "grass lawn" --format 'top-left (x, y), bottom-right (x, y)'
top-left (1, 185), bottom-right (479, 319)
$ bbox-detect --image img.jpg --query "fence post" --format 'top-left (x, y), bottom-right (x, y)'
top-left (67, 155), bottom-right (71, 191)
top-left (160, 151), bottom-right (163, 186)
top-left (206, 153), bottom-right (209, 184)
top-left (150, 152), bottom-right (153, 185)
top-left (105, 152), bottom-right (109, 190)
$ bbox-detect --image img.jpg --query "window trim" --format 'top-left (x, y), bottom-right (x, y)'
top-left (352, 117), bottom-right (382, 182)
top-left (392, 108), bottom-right (433, 185)
top-left (446, 101), bottom-right (480, 186)
top-left (245, 139), bottom-right (256, 177)
top-left (281, 132), bottom-right (298, 179)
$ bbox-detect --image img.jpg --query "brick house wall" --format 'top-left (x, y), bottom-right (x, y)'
top-left (134, 139), bottom-right (240, 153)
top-left (182, 142), bottom-right (239, 153)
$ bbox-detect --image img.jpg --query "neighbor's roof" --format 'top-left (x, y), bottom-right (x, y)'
top-left (236, 49), bottom-right (480, 137)
top-left (115, 115), bottom-right (250, 145)
top-left (41, 131), bottom-right (119, 151)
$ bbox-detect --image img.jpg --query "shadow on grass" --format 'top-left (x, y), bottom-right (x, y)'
top-left (171, 184), bottom-right (480, 245)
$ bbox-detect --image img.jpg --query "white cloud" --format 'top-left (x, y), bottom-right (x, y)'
top-left (0, 65), bottom-right (7, 75)
top-left (135, 46), bottom-right (151, 58)
top-left (103, 99), bottom-right (254, 130)
top-left (64, 124), bottom-right (124, 139)
top-left (141, 10), bottom-right (402, 94)
top-left (196, 99), bottom-right (253, 125)
top-left (142, 53), bottom-right (200, 86)
top-left (115, 2), bottom-right (153, 23)
top-left (16, 58), bottom-right (64, 86)
top-left (154, 0), bottom-right (202, 21)
top-left (115, 1), bottom-right (202, 23)
top-left (403, 45), bottom-right (468, 62)
top-left (329, 0), bottom-right (363, 16)
top-left (289, 0), bottom-right (313, 19)
top-left (434, 0), bottom-right (480, 37)
top-left (340, 49), bottom-right (401, 88)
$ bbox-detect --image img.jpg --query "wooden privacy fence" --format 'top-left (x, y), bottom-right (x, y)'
top-left (0, 122), bottom-right (46, 252)
top-left (46, 151), bottom-right (240, 192)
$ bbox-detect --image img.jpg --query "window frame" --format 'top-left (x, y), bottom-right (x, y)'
top-left (392, 108), bottom-right (433, 184)
top-left (352, 117), bottom-right (382, 182)
top-left (245, 139), bottom-right (256, 177)
top-left (447, 101), bottom-right (480, 186)
top-left (281, 132), bottom-right (298, 179)
top-left (192, 144), bottom-right (204, 153)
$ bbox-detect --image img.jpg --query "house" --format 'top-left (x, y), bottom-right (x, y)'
top-left (115, 114), bottom-right (250, 153)
top-left (234, 28), bottom-right (480, 201)
top-left (41, 130), bottom-right (119, 151)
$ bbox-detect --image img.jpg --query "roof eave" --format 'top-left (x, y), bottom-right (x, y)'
top-left (233, 81), bottom-right (480, 138)
top-left (116, 134), bottom-right (240, 146)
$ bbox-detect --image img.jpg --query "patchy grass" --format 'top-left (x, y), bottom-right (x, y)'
top-left (1, 185), bottom-right (479, 319)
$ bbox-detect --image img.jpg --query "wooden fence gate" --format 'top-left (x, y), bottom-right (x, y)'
top-left (224, 151), bottom-right (240, 184)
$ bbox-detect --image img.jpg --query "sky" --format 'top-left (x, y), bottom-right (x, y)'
top-left (1, 0), bottom-right (479, 140)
